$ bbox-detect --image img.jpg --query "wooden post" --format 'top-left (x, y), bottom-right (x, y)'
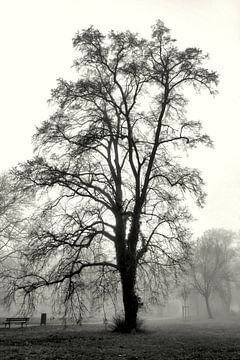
top-left (40, 313), bottom-right (47, 326)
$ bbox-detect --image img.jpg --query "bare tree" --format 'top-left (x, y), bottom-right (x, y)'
top-left (7, 21), bottom-right (218, 332)
top-left (190, 229), bottom-right (235, 318)
top-left (0, 172), bottom-right (31, 308)
top-left (0, 173), bottom-right (24, 264)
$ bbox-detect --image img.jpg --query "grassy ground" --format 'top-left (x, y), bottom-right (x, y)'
top-left (0, 318), bottom-right (240, 359)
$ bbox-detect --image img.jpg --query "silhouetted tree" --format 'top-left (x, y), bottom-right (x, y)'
top-left (7, 21), bottom-right (218, 332)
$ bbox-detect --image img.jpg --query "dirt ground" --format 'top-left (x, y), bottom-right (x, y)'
top-left (0, 318), bottom-right (240, 359)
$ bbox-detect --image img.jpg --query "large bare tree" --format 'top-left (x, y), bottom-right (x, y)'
top-left (7, 21), bottom-right (218, 331)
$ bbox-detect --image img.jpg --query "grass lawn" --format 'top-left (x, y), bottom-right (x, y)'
top-left (0, 318), bottom-right (240, 359)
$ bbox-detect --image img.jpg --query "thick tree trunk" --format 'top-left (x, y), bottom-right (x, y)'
top-left (121, 269), bottom-right (138, 332)
top-left (115, 213), bottom-right (140, 332)
top-left (205, 296), bottom-right (213, 319)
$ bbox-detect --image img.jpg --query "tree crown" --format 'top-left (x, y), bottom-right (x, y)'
top-left (8, 21), bottom-right (218, 315)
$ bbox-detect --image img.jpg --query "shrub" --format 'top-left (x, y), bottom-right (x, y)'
top-left (110, 314), bottom-right (144, 333)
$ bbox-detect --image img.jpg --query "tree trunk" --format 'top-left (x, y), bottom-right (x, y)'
top-left (205, 296), bottom-right (213, 319)
top-left (115, 213), bottom-right (140, 332)
top-left (121, 269), bottom-right (138, 332)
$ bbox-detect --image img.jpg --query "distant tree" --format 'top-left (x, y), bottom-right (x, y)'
top-left (0, 172), bottom-right (30, 306)
top-left (178, 279), bottom-right (192, 307)
top-left (0, 173), bottom-right (23, 265)
top-left (7, 21), bottom-right (218, 332)
top-left (190, 229), bottom-right (235, 318)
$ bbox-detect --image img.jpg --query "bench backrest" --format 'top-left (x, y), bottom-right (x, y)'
top-left (6, 318), bottom-right (29, 322)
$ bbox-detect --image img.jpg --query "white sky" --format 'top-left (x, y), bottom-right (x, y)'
top-left (0, 0), bottom-right (239, 235)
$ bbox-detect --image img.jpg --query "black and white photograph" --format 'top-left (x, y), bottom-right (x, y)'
top-left (0, 0), bottom-right (240, 358)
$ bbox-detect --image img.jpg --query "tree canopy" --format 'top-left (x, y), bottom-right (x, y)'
top-left (5, 21), bottom-right (218, 332)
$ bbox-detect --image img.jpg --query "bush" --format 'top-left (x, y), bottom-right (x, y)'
top-left (110, 314), bottom-right (144, 333)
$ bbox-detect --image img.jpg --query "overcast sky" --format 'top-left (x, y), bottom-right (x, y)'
top-left (0, 0), bottom-right (239, 236)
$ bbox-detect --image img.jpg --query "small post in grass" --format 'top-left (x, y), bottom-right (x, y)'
top-left (103, 316), bottom-right (108, 330)
top-left (40, 313), bottom-right (47, 326)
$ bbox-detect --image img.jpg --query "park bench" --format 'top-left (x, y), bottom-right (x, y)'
top-left (4, 317), bottom-right (29, 328)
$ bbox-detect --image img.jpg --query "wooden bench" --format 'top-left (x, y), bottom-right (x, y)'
top-left (4, 317), bottom-right (29, 328)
